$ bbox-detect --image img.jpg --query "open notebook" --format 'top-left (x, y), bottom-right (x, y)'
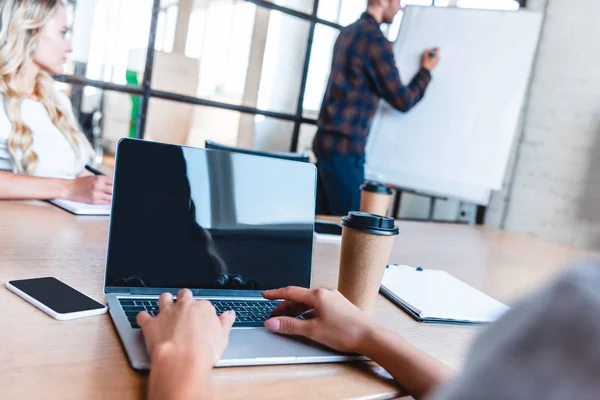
top-left (48, 199), bottom-right (111, 216)
top-left (380, 265), bottom-right (509, 325)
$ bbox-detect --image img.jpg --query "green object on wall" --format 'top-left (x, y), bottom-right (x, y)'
top-left (126, 70), bottom-right (139, 138)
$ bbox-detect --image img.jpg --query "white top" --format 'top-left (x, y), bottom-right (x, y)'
top-left (0, 91), bottom-right (90, 179)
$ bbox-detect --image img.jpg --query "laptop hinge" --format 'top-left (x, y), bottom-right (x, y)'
top-left (105, 286), bottom-right (132, 294)
top-left (105, 287), bottom-right (265, 297)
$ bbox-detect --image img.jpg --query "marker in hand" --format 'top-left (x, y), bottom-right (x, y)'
top-left (422, 48), bottom-right (440, 71)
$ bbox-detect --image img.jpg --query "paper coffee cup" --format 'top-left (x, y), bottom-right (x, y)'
top-left (360, 182), bottom-right (393, 216)
top-left (337, 212), bottom-right (399, 312)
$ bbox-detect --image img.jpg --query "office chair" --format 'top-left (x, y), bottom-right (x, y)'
top-left (205, 140), bottom-right (310, 163)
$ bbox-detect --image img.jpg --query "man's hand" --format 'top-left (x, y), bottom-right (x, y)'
top-left (262, 287), bottom-right (373, 353)
top-left (421, 48), bottom-right (440, 71)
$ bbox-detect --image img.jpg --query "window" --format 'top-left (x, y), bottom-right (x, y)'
top-left (318, 0), bottom-right (367, 27)
top-left (145, 98), bottom-right (295, 154)
top-left (457, 0), bottom-right (520, 10)
top-left (154, 0), bottom-right (179, 53)
top-left (303, 24), bottom-right (339, 118)
top-left (257, 12), bottom-right (311, 114)
top-left (60, 0), bottom-right (525, 155)
top-left (183, 2), bottom-right (255, 102)
top-left (69, 0), bottom-right (154, 85)
top-left (268, 0), bottom-right (314, 15)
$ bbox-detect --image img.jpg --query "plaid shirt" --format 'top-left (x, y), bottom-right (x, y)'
top-left (314, 12), bottom-right (432, 157)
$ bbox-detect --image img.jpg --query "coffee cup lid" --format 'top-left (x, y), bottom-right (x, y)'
top-left (341, 211), bottom-right (399, 236)
top-left (360, 181), bottom-right (393, 195)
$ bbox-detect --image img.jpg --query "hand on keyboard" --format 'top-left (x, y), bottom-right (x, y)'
top-left (262, 287), bottom-right (372, 354)
top-left (137, 289), bottom-right (235, 365)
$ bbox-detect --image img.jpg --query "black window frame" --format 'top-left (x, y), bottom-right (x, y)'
top-left (57, 0), bottom-right (527, 152)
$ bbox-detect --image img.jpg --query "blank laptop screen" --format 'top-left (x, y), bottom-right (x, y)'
top-left (105, 139), bottom-right (315, 291)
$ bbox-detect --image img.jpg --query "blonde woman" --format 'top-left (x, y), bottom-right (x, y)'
top-left (0, 0), bottom-right (112, 204)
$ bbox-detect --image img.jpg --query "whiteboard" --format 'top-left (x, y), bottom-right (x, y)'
top-left (365, 7), bottom-right (543, 204)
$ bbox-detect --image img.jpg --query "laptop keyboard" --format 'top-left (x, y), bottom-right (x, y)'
top-left (118, 298), bottom-right (282, 329)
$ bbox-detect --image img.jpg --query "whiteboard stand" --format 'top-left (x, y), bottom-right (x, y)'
top-left (389, 186), bottom-right (485, 225)
top-left (390, 186), bottom-right (453, 223)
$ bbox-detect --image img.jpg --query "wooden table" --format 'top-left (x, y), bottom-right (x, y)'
top-left (0, 202), bottom-right (586, 399)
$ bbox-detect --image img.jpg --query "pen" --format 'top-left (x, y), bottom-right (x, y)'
top-left (387, 264), bottom-right (424, 271)
top-left (85, 165), bottom-right (105, 176)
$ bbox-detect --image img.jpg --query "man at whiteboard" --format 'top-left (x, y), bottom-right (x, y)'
top-left (313, 0), bottom-right (439, 216)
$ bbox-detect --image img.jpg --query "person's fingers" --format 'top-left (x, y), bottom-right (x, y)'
top-left (262, 287), bottom-right (316, 308)
top-left (264, 317), bottom-right (313, 338)
top-left (102, 177), bottom-right (113, 189)
top-left (158, 292), bottom-right (174, 310)
top-left (137, 310), bottom-right (153, 327)
top-left (271, 300), bottom-right (310, 317)
top-left (219, 310), bottom-right (236, 335)
top-left (177, 288), bottom-right (193, 303)
top-left (97, 194), bottom-right (111, 204)
top-left (102, 183), bottom-right (113, 195)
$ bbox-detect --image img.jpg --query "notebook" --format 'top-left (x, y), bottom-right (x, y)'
top-left (380, 265), bottom-right (509, 325)
top-left (48, 199), bottom-right (111, 216)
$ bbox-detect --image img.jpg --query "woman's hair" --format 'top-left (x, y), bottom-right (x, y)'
top-left (0, 0), bottom-right (93, 174)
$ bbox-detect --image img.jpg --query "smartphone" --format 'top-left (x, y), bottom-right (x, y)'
top-left (315, 220), bottom-right (343, 236)
top-left (6, 277), bottom-right (107, 320)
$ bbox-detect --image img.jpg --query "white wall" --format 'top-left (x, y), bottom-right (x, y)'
top-left (487, 0), bottom-right (600, 251)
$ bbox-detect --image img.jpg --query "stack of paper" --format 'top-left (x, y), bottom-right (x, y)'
top-left (380, 265), bottom-right (509, 325)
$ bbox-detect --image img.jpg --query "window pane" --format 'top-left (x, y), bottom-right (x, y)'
top-left (146, 98), bottom-right (294, 152)
top-left (102, 90), bottom-right (141, 154)
top-left (68, 0), bottom-right (154, 86)
top-left (298, 124), bottom-right (317, 155)
top-left (317, 0), bottom-right (367, 26)
top-left (156, 1), bottom-right (257, 105)
top-left (144, 3), bottom-right (308, 117)
top-left (402, 0), bottom-right (433, 6)
top-left (303, 25), bottom-right (339, 118)
top-left (457, 0), bottom-right (520, 10)
top-left (266, 0), bottom-right (314, 14)
top-left (56, 82), bottom-right (138, 161)
top-left (252, 117), bottom-right (295, 152)
top-left (256, 11), bottom-right (311, 115)
top-left (155, 2), bottom-right (179, 52)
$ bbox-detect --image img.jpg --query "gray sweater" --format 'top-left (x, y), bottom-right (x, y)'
top-left (430, 260), bottom-right (600, 400)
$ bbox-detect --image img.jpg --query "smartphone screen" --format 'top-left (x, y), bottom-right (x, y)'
top-left (9, 277), bottom-right (105, 314)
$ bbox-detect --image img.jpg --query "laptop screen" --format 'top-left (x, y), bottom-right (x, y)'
top-left (105, 139), bottom-right (315, 292)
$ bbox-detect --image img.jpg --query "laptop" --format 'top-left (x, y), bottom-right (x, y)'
top-left (105, 139), bottom-right (360, 370)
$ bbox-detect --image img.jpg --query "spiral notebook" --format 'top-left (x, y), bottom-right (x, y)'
top-left (380, 265), bottom-right (509, 325)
